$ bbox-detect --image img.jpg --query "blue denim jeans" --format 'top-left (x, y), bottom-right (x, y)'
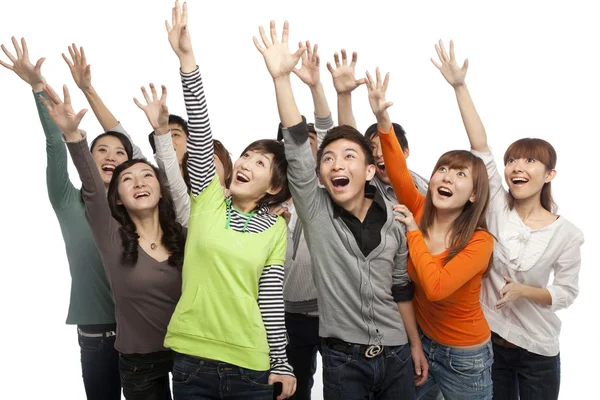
top-left (78, 325), bottom-right (121, 400)
top-left (320, 339), bottom-right (416, 400)
top-left (416, 333), bottom-right (493, 400)
top-left (491, 336), bottom-right (560, 400)
top-left (172, 352), bottom-right (274, 399)
top-left (119, 350), bottom-right (173, 400)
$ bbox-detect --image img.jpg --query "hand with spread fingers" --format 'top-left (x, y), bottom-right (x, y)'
top-left (293, 40), bottom-right (321, 88)
top-left (393, 204), bottom-right (419, 232)
top-left (166, 0), bottom-right (194, 62)
top-left (133, 83), bottom-right (169, 135)
top-left (269, 373), bottom-right (297, 400)
top-left (326, 49), bottom-right (365, 95)
top-left (365, 67), bottom-right (393, 119)
top-left (39, 84), bottom-right (87, 140)
top-left (62, 44), bottom-right (93, 91)
top-left (431, 39), bottom-right (469, 88)
top-left (253, 20), bottom-right (306, 81)
top-left (0, 37), bottom-right (46, 91)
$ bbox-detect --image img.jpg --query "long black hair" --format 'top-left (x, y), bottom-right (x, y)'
top-left (107, 159), bottom-right (185, 268)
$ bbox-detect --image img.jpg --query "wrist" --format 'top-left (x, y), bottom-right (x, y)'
top-left (179, 54), bottom-right (197, 73)
top-left (273, 75), bottom-right (292, 85)
top-left (154, 126), bottom-right (170, 136)
top-left (31, 82), bottom-right (45, 93)
top-left (453, 82), bottom-right (468, 91)
top-left (82, 85), bottom-right (97, 96)
top-left (309, 81), bottom-right (323, 92)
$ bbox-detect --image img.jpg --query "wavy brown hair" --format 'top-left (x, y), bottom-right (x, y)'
top-left (419, 150), bottom-right (492, 271)
top-left (107, 159), bottom-right (186, 268)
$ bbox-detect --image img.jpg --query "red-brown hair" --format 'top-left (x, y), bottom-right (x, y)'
top-left (420, 150), bottom-right (492, 271)
top-left (503, 138), bottom-right (557, 213)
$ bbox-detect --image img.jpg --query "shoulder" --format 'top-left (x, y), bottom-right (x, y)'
top-left (554, 217), bottom-right (584, 245)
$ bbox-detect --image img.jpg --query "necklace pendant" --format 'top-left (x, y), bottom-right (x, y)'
top-left (150, 243), bottom-right (157, 250)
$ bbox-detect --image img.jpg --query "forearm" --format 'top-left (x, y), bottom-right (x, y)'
top-left (337, 93), bottom-right (356, 128)
top-left (521, 286), bottom-right (553, 306)
top-left (274, 76), bottom-right (302, 127)
top-left (309, 83), bottom-right (331, 119)
top-left (454, 85), bottom-right (489, 152)
top-left (154, 134), bottom-right (190, 226)
top-left (375, 109), bottom-right (392, 133)
top-left (82, 86), bottom-right (118, 132)
top-left (397, 301), bottom-right (421, 345)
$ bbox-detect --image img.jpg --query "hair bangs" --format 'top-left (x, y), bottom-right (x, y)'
top-left (432, 150), bottom-right (477, 177)
top-left (503, 138), bottom-right (556, 170)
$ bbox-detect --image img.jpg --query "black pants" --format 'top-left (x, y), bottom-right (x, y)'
top-left (285, 312), bottom-right (320, 400)
top-left (78, 325), bottom-right (121, 400)
top-left (119, 350), bottom-right (173, 400)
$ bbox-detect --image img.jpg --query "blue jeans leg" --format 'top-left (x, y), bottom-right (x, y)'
top-left (172, 352), bottom-right (273, 400)
top-left (417, 334), bottom-right (493, 400)
top-left (78, 327), bottom-right (121, 400)
top-left (492, 339), bottom-right (560, 400)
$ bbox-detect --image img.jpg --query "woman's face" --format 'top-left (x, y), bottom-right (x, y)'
top-left (429, 164), bottom-right (476, 212)
top-left (504, 157), bottom-right (555, 202)
top-left (229, 150), bottom-right (280, 203)
top-left (116, 163), bottom-right (162, 214)
top-left (91, 135), bottom-right (130, 186)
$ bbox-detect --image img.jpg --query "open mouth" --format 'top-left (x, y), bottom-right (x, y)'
top-left (331, 176), bottom-right (350, 190)
top-left (101, 164), bottom-right (116, 173)
top-left (437, 187), bottom-right (453, 198)
top-left (134, 191), bottom-right (150, 199)
top-left (377, 162), bottom-right (386, 174)
top-left (236, 172), bottom-right (250, 183)
top-left (511, 177), bottom-right (529, 185)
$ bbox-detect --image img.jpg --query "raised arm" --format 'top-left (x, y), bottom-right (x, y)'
top-left (366, 68), bottom-right (424, 214)
top-left (1, 37), bottom-right (79, 210)
top-left (432, 40), bottom-right (489, 153)
top-left (166, 0), bottom-right (214, 197)
top-left (327, 49), bottom-right (365, 129)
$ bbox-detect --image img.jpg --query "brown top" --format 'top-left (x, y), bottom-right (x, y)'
top-left (66, 135), bottom-right (182, 354)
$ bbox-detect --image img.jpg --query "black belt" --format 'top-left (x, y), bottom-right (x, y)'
top-left (323, 338), bottom-right (384, 358)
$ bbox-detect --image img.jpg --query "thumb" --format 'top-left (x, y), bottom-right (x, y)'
top-left (75, 108), bottom-right (88, 125)
top-left (384, 101), bottom-right (394, 110)
top-left (293, 45), bottom-right (307, 60)
top-left (267, 373), bottom-right (276, 385)
top-left (462, 58), bottom-right (469, 71)
top-left (355, 78), bottom-right (366, 86)
top-left (35, 57), bottom-right (46, 71)
top-left (504, 276), bottom-right (514, 283)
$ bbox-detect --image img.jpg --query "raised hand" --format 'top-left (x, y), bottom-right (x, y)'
top-left (0, 37), bottom-right (46, 91)
top-left (165, 0), bottom-right (193, 60)
top-left (62, 44), bottom-right (92, 91)
top-left (293, 41), bottom-right (321, 88)
top-left (431, 40), bottom-right (468, 88)
top-left (133, 84), bottom-right (169, 135)
top-left (326, 49), bottom-right (365, 95)
top-left (253, 21), bottom-right (306, 80)
top-left (39, 84), bottom-right (87, 139)
top-left (365, 67), bottom-right (393, 119)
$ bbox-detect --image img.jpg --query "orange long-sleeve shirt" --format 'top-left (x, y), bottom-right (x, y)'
top-left (379, 125), bottom-right (493, 346)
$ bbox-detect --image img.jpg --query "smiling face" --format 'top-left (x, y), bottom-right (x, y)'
top-left (169, 123), bottom-right (188, 165)
top-left (504, 157), bottom-right (555, 202)
top-left (369, 134), bottom-right (409, 185)
top-left (91, 135), bottom-right (130, 186)
top-left (116, 162), bottom-right (162, 214)
top-left (429, 163), bottom-right (476, 212)
top-left (318, 138), bottom-right (376, 208)
top-left (230, 150), bottom-right (281, 204)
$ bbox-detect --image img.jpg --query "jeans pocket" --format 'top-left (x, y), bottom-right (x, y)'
top-left (448, 355), bottom-right (486, 377)
top-left (172, 362), bottom-right (195, 385)
top-left (119, 355), bottom-right (153, 383)
top-left (78, 334), bottom-right (104, 352)
top-left (389, 345), bottom-right (411, 365)
top-left (241, 369), bottom-right (272, 389)
top-left (322, 348), bottom-right (353, 372)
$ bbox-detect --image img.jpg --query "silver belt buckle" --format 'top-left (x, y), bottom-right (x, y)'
top-left (364, 345), bottom-right (383, 358)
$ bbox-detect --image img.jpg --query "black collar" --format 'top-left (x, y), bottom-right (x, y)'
top-left (332, 182), bottom-right (386, 219)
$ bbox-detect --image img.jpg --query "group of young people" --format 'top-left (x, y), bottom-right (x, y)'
top-left (1, 1), bottom-right (583, 400)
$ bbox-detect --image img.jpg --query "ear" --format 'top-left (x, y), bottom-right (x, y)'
top-left (317, 170), bottom-right (324, 186)
top-left (403, 147), bottom-right (410, 159)
top-left (366, 164), bottom-right (377, 181)
top-left (116, 198), bottom-right (123, 205)
top-left (469, 192), bottom-right (476, 203)
top-left (545, 169), bottom-right (557, 183)
top-left (267, 184), bottom-right (282, 196)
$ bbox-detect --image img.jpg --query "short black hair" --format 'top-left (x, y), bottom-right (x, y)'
top-left (148, 114), bottom-right (189, 154)
top-left (317, 125), bottom-right (375, 171)
top-left (364, 122), bottom-right (409, 152)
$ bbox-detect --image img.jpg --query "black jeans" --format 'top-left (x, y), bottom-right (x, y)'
top-left (285, 312), bottom-right (320, 400)
top-left (78, 325), bottom-right (121, 400)
top-left (119, 350), bottom-right (173, 400)
top-left (492, 335), bottom-right (561, 400)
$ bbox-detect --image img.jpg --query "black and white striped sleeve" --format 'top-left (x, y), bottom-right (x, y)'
top-left (258, 264), bottom-right (294, 376)
top-left (181, 68), bottom-right (216, 197)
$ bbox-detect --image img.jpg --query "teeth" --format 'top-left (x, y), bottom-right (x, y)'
top-left (102, 165), bottom-right (115, 171)
top-left (237, 173), bottom-right (250, 182)
top-left (439, 187), bottom-right (452, 194)
top-left (134, 192), bottom-right (149, 198)
top-left (332, 177), bottom-right (347, 181)
top-left (512, 177), bottom-right (528, 183)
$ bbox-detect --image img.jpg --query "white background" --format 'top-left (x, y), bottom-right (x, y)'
top-left (0, 0), bottom-right (597, 398)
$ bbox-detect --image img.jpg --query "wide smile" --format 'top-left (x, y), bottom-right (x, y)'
top-left (101, 164), bottom-right (116, 175)
top-left (133, 191), bottom-right (150, 200)
top-left (436, 186), bottom-right (453, 198)
top-left (511, 177), bottom-right (529, 187)
top-left (376, 162), bottom-right (386, 175)
top-left (330, 176), bottom-right (350, 192)
top-left (235, 172), bottom-right (250, 184)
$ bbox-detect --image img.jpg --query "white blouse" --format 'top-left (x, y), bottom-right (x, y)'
top-left (472, 149), bottom-right (584, 356)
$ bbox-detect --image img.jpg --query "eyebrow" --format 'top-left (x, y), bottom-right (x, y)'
top-left (97, 144), bottom-right (126, 151)
top-left (120, 168), bottom-right (154, 177)
top-left (323, 148), bottom-right (359, 156)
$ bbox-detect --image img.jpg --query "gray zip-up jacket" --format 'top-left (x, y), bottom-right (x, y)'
top-left (282, 118), bottom-right (411, 346)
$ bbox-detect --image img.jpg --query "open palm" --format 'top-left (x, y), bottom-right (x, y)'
top-left (40, 84), bottom-right (87, 137)
top-left (254, 21), bottom-right (305, 80)
top-left (327, 49), bottom-right (365, 94)
top-left (431, 40), bottom-right (468, 87)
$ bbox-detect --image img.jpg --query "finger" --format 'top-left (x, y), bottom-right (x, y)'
top-left (182, 1), bottom-right (188, 25)
top-left (341, 49), bottom-right (347, 66)
top-left (62, 53), bottom-right (74, 68)
top-left (258, 25), bottom-right (271, 48)
top-left (133, 97), bottom-right (145, 110)
top-left (75, 108), bottom-right (88, 125)
top-left (72, 43), bottom-right (81, 60)
top-left (333, 52), bottom-right (340, 68)
top-left (439, 39), bottom-right (449, 62)
top-left (312, 42), bottom-right (319, 60)
top-left (326, 62), bottom-right (334, 74)
top-left (434, 44), bottom-right (444, 65)
top-left (174, 0), bottom-right (181, 24)
top-left (171, 3), bottom-right (177, 28)
top-left (11, 36), bottom-right (22, 58)
top-left (43, 83), bottom-right (62, 104)
top-left (383, 72), bottom-right (390, 92)
top-left (375, 67), bottom-right (381, 87)
top-left (20, 37), bottom-right (29, 59)
top-left (165, 20), bottom-right (172, 33)
top-left (150, 83), bottom-right (159, 101)
top-left (34, 57), bottom-right (46, 71)
top-left (80, 47), bottom-right (87, 65)
top-left (355, 77), bottom-right (366, 86)
top-left (39, 94), bottom-right (53, 111)
top-left (63, 84), bottom-right (72, 105)
top-left (365, 70), bottom-right (374, 90)
top-left (350, 51), bottom-right (358, 68)
top-left (160, 85), bottom-right (167, 102)
top-left (161, 103), bottom-right (169, 114)
top-left (315, 54), bottom-right (320, 68)
top-left (1, 44), bottom-right (17, 63)
top-left (449, 39), bottom-right (455, 61)
top-left (0, 60), bottom-right (13, 70)
top-left (298, 42), bottom-right (307, 63)
top-left (270, 20), bottom-right (279, 44)
top-left (141, 86), bottom-right (151, 104)
top-left (281, 21), bottom-right (289, 44)
top-left (68, 45), bottom-right (76, 62)
top-left (394, 215), bottom-right (407, 223)
top-left (305, 40), bottom-right (312, 60)
top-left (462, 58), bottom-right (469, 72)
top-left (85, 64), bottom-right (92, 77)
top-left (384, 102), bottom-right (394, 110)
top-left (496, 298), bottom-right (507, 308)
top-left (430, 57), bottom-right (442, 70)
top-left (293, 45), bottom-right (307, 61)
top-left (252, 36), bottom-right (266, 54)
